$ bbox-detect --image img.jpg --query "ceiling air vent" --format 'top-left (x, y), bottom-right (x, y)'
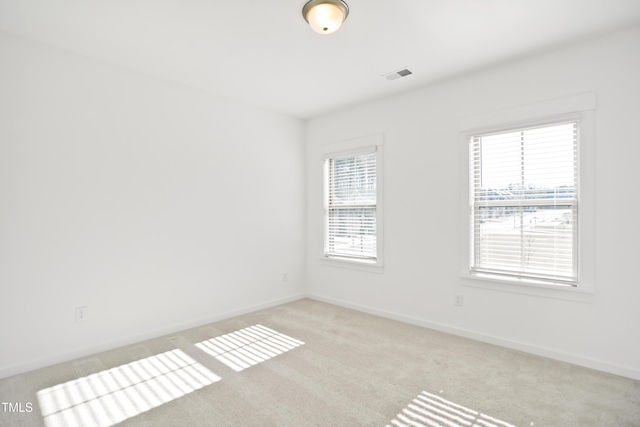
top-left (383, 67), bottom-right (413, 81)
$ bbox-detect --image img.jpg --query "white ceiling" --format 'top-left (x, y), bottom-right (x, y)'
top-left (1, 0), bottom-right (640, 119)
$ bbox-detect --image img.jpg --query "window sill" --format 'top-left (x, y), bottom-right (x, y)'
top-left (320, 256), bottom-right (384, 274)
top-left (461, 271), bottom-right (595, 303)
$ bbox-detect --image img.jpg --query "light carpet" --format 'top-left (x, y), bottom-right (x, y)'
top-left (0, 298), bottom-right (638, 426)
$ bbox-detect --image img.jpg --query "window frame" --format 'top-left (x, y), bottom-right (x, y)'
top-left (459, 94), bottom-right (596, 300)
top-left (321, 134), bottom-right (384, 272)
top-left (469, 119), bottom-right (579, 286)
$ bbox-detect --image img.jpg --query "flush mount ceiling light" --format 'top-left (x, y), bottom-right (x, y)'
top-left (302, 0), bottom-right (349, 35)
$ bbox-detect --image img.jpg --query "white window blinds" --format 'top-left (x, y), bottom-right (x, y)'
top-left (469, 121), bottom-right (578, 285)
top-left (324, 148), bottom-right (377, 261)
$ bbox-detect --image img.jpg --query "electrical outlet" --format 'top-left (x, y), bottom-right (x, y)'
top-left (283, 273), bottom-right (288, 282)
top-left (454, 295), bottom-right (463, 307)
top-left (75, 306), bottom-right (88, 322)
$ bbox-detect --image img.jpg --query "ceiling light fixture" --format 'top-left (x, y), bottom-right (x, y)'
top-left (302, 0), bottom-right (349, 35)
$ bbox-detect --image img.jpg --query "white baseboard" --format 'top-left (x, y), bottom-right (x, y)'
top-left (307, 293), bottom-right (640, 381)
top-left (0, 293), bottom-right (305, 380)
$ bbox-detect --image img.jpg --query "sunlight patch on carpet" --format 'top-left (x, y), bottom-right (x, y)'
top-left (195, 324), bottom-right (304, 372)
top-left (387, 391), bottom-right (517, 427)
top-left (37, 349), bottom-right (220, 427)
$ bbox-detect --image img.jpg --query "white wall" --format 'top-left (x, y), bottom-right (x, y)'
top-left (306, 26), bottom-right (640, 379)
top-left (0, 32), bottom-right (306, 378)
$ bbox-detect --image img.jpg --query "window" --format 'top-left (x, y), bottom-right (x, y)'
top-left (322, 135), bottom-right (383, 267)
top-left (324, 149), bottom-right (377, 261)
top-left (469, 121), bottom-right (578, 286)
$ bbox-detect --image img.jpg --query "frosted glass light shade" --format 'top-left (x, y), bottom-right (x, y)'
top-left (303, 0), bottom-right (349, 35)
